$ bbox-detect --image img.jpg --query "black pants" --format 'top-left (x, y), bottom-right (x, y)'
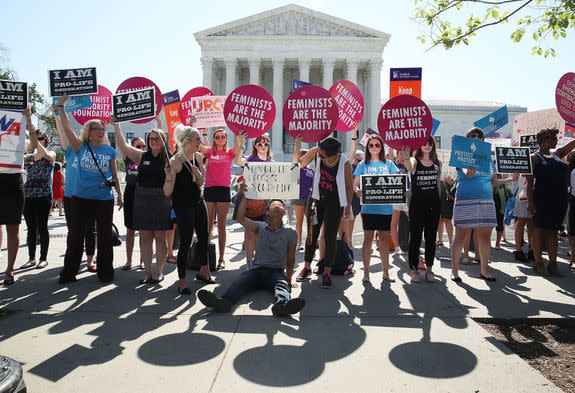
top-left (64, 196), bottom-right (96, 256)
top-left (175, 201), bottom-right (209, 279)
top-left (304, 197), bottom-right (344, 268)
top-left (23, 197), bottom-right (51, 261)
top-left (408, 196), bottom-right (441, 270)
top-left (61, 197), bottom-right (114, 282)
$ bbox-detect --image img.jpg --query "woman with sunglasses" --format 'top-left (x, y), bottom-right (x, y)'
top-left (197, 129), bottom-right (243, 269)
top-left (400, 136), bottom-right (442, 283)
top-left (164, 125), bottom-right (213, 293)
top-left (294, 136), bottom-right (353, 288)
top-left (2, 109), bottom-right (38, 285)
top-left (57, 95), bottom-right (122, 284)
top-left (235, 134), bottom-right (273, 266)
top-left (354, 135), bottom-right (399, 282)
top-left (450, 128), bottom-right (499, 283)
top-left (20, 129), bottom-right (56, 271)
top-left (120, 137), bottom-right (146, 271)
top-left (113, 118), bottom-right (171, 284)
top-left (527, 128), bottom-right (575, 276)
top-left (52, 105), bottom-right (97, 272)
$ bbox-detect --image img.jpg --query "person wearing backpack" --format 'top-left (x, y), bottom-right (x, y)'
top-left (197, 183), bottom-right (304, 316)
top-left (56, 95), bottom-right (122, 284)
top-left (354, 134), bottom-right (399, 283)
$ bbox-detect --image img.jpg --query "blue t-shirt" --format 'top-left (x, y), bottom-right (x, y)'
top-left (456, 162), bottom-right (495, 200)
top-left (64, 146), bottom-right (78, 198)
top-left (74, 143), bottom-right (117, 200)
top-left (354, 160), bottom-right (399, 215)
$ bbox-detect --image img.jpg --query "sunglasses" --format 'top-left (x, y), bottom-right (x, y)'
top-left (468, 133), bottom-right (482, 139)
top-left (149, 137), bottom-right (161, 142)
top-left (368, 143), bottom-right (381, 148)
top-left (37, 137), bottom-right (46, 141)
top-left (256, 142), bottom-right (270, 148)
top-left (214, 135), bottom-right (227, 140)
top-left (135, 144), bottom-right (146, 149)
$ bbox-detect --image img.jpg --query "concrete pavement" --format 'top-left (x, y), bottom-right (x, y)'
top-left (0, 208), bottom-right (573, 392)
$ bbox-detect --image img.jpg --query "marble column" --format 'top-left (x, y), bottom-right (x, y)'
top-left (298, 57), bottom-right (311, 83)
top-left (272, 57), bottom-right (285, 155)
top-left (248, 57), bottom-right (261, 86)
top-left (344, 58), bottom-right (360, 150)
top-left (322, 58), bottom-right (335, 89)
top-left (369, 58), bottom-right (383, 132)
top-left (200, 56), bottom-right (213, 91)
top-left (224, 57), bottom-right (237, 94)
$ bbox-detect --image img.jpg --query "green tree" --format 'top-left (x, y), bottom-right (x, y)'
top-left (413, 0), bottom-right (575, 57)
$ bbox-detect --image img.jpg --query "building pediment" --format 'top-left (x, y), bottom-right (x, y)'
top-left (195, 4), bottom-right (390, 39)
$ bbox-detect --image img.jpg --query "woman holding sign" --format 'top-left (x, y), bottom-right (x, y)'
top-left (164, 125), bottom-right (213, 293)
top-left (57, 96), bottom-right (122, 284)
top-left (1, 109), bottom-right (38, 286)
top-left (400, 136), bottom-right (441, 283)
top-left (354, 134), bottom-right (399, 283)
top-left (235, 134), bottom-right (273, 265)
top-left (450, 128), bottom-right (498, 283)
top-left (198, 128), bottom-right (243, 269)
top-left (295, 136), bottom-right (354, 289)
top-left (526, 128), bottom-right (575, 276)
top-left (112, 118), bottom-right (171, 284)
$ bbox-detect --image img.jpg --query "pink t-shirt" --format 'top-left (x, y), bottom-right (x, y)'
top-left (204, 148), bottom-right (236, 188)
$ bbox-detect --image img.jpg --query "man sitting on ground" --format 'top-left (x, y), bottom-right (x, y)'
top-left (198, 183), bottom-right (305, 316)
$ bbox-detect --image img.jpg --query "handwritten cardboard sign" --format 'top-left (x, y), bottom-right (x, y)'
top-left (0, 80), bottom-right (27, 111)
top-left (283, 85), bottom-right (338, 143)
top-left (361, 174), bottom-right (407, 204)
top-left (378, 94), bottom-right (432, 151)
top-left (495, 147), bottom-right (532, 174)
top-left (224, 85), bottom-right (275, 138)
top-left (49, 67), bottom-right (98, 97)
top-left (329, 80), bottom-right (364, 132)
top-left (112, 88), bottom-right (156, 123)
top-left (243, 162), bottom-right (300, 199)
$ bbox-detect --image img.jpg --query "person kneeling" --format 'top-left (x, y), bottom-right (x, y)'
top-left (198, 183), bottom-right (305, 317)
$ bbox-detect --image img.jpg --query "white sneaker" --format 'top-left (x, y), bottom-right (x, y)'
top-left (394, 247), bottom-right (405, 255)
top-left (297, 241), bottom-right (304, 251)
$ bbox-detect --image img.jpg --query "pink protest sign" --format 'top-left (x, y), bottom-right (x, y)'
top-left (116, 77), bottom-right (162, 124)
top-left (178, 87), bottom-right (214, 126)
top-left (71, 85), bottom-right (112, 125)
top-left (329, 80), bottom-right (364, 132)
top-left (283, 85), bottom-right (338, 143)
top-left (555, 72), bottom-right (575, 124)
top-left (224, 85), bottom-right (275, 138)
top-left (378, 95), bottom-right (432, 151)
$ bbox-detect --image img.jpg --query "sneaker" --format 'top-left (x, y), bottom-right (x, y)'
top-left (197, 290), bottom-right (232, 312)
top-left (410, 270), bottom-right (421, 283)
top-left (527, 250), bottom-right (535, 261)
top-left (514, 250), bottom-right (529, 263)
top-left (296, 266), bottom-right (312, 282)
top-left (272, 298), bottom-right (306, 316)
top-left (321, 273), bottom-right (332, 288)
top-left (296, 241), bottom-right (304, 251)
top-left (394, 247), bottom-right (405, 255)
top-left (450, 273), bottom-right (462, 283)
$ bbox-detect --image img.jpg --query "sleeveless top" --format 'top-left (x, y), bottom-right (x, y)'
top-left (124, 157), bottom-right (139, 186)
top-left (410, 159), bottom-right (440, 201)
top-left (318, 159), bottom-right (339, 200)
top-left (172, 156), bottom-right (202, 208)
top-left (533, 152), bottom-right (569, 201)
top-left (24, 157), bottom-right (53, 198)
top-left (137, 151), bottom-right (166, 188)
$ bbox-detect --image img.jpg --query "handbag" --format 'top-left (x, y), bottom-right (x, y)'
top-left (187, 237), bottom-right (217, 272)
top-left (504, 188), bottom-right (519, 226)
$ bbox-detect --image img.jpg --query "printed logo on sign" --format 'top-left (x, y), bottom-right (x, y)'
top-left (0, 113), bottom-right (21, 145)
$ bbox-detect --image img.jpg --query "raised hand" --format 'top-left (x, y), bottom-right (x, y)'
top-left (57, 94), bottom-right (69, 107)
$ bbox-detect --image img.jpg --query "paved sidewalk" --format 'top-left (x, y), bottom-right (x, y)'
top-left (0, 209), bottom-right (573, 392)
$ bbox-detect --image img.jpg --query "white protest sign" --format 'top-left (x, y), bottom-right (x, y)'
top-left (0, 110), bottom-right (26, 173)
top-left (243, 162), bottom-right (300, 200)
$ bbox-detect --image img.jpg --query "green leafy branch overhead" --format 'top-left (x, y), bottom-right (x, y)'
top-left (413, 0), bottom-right (575, 57)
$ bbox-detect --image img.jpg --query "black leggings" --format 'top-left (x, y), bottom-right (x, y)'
top-left (61, 197), bottom-right (114, 282)
top-left (304, 197), bottom-right (344, 268)
top-left (23, 197), bottom-right (51, 261)
top-left (175, 201), bottom-right (209, 279)
top-left (64, 196), bottom-right (96, 256)
top-left (408, 197), bottom-right (441, 270)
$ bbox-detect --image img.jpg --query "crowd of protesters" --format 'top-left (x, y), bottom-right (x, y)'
top-left (1, 96), bottom-right (574, 316)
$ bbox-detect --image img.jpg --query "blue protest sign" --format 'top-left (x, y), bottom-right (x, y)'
top-left (449, 135), bottom-right (492, 172)
top-left (431, 118), bottom-right (441, 135)
top-left (291, 79), bottom-right (311, 92)
top-left (52, 95), bottom-right (92, 115)
top-left (162, 90), bottom-right (180, 106)
top-left (390, 68), bottom-right (422, 81)
top-left (473, 106), bottom-right (508, 137)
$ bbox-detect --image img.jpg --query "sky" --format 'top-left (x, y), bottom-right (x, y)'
top-left (1, 0), bottom-right (573, 112)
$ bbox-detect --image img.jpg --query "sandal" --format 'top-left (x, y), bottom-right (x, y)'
top-left (86, 264), bottom-right (97, 273)
top-left (139, 277), bottom-right (152, 285)
top-left (178, 286), bottom-right (192, 295)
top-left (121, 264), bottom-right (132, 271)
top-left (195, 273), bottom-right (216, 284)
top-left (150, 275), bottom-right (164, 284)
top-left (3, 272), bottom-right (14, 286)
top-left (166, 257), bottom-right (177, 264)
top-left (217, 260), bottom-right (225, 270)
top-left (36, 260), bottom-right (48, 269)
top-left (362, 276), bottom-right (370, 283)
top-left (425, 271), bottom-right (436, 283)
top-left (382, 274), bottom-right (395, 283)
